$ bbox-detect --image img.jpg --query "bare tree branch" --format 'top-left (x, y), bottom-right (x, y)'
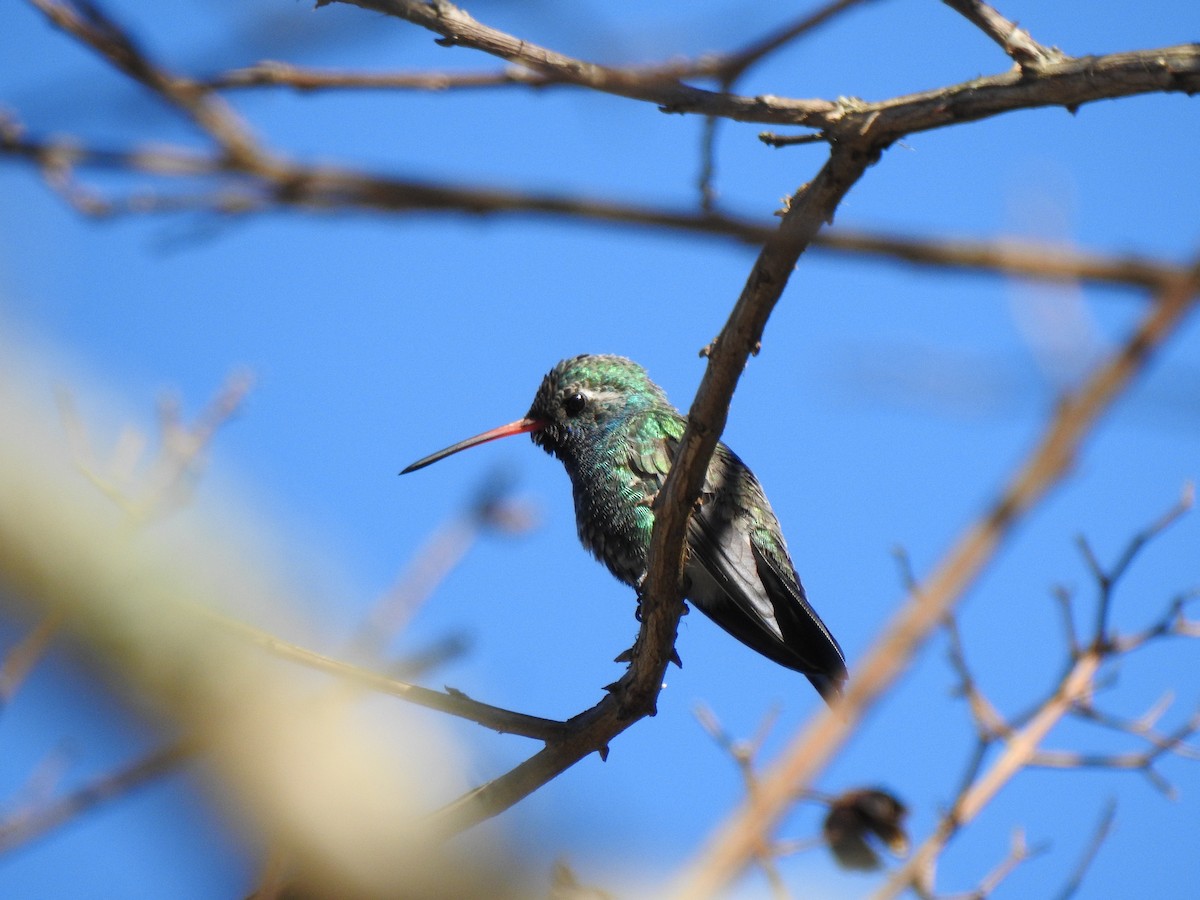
top-left (5, 3), bottom-right (1198, 884)
top-left (876, 651), bottom-right (1103, 898)
top-left (319, 1), bottom-right (1199, 130)
top-left (1, 109), bottom-right (1191, 294)
top-left (0, 743), bottom-right (190, 854)
top-left (56, 370), bottom-right (253, 524)
top-left (941, 0), bottom-right (1066, 70)
top-left (26, 0), bottom-right (266, 167)
top-left (966, 829), bottom-right (1047, 899)
top-left (205, 610), bottom-right (570, 742)
top-left (693, 0), bottom-right (877, 206)
top-left (1052, 799), bottom-right (1118, 900)
top-left (203, 61), bottom-right (555, 92)
top-left (873, 490), bottom-right (1196, 898)
top-left (0, 616), bottom-right (62, 711)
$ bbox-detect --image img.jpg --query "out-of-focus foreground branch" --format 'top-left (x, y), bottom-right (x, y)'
top-left (0, 348), bottom-right (526, 898)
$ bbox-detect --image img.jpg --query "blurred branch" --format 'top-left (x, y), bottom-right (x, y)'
top-left (0, 369), bottom-right (522, 896)
top-left (349, 470), bottom-right (536, 660)
top-left (673, 259), bottom-right (1200, 897)
top-left (944, 613), bottom-right (1008, 741)
top-left (878, 643), bottom-right (1103, 898)
top-left (0, 616), bottom-right (62, 711)
top-left (26, 0), bottom-right (266, 167)
top-left (1076, 482), bottom-right (1194, 649)
top-left (1072, 695), bottom-right (1200, 763)
top-left (57, 370), bottom-right (253, 524)
top-left (0, 742), bottom-right (190, 854)
top-left (696, 705), bottom-right (908, 885)
top-left (694, 704), bottom-right (793, 895)
top-left (875, 492), bottom-right (1197, 899)
top-left (1051, 800), bottom-right (1117, 900)
top-left (6, 0), bottom-right (1199, 870)
top-left (963, 830), bottom-right (1045, 899)
top-left (1028, 709), bottom-right (1200, 795)
top-left (1, 110), bottom-right (1191, 294)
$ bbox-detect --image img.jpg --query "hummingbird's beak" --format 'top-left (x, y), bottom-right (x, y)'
top-left (400, 417), bottom-right (546, 474)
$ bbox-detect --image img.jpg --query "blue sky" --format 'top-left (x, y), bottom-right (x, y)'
top-left (1, 1), bottom-right (1198, 897)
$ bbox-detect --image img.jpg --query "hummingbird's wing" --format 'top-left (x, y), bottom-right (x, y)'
top-left (684, 444), bottom-right (848, 703)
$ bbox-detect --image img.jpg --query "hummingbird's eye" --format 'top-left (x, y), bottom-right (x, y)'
top-left (564, 392), bottom-right (587, 417)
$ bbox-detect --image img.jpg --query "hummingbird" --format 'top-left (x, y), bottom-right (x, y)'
top-left (401, 355), bottom-right (847, 703)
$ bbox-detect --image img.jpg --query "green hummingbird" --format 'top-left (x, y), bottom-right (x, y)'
top-left (402, 355), bottom-right (847, 703)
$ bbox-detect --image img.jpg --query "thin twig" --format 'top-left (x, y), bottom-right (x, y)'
top-left (759, 131), bottom-right (830, 147)
top-left (1029, 707), bottom-right (1200, 796)
top-left (963, 829), bottom-right (1046, 899)
top-left (348, 471), bottom-right (536, 660)
top-left (694, 0), bottom-right (875, 204)
top-left (1087, 483), bottom-right (1194, 647)
top-left (203, 610), bottom-right (569, 741)
top-left (941, 0), bottom-right (1066, 70)
top-left (0, 742), bottom-right (191, 854)
top-left (0, 615), bottom-right (62, 710)
top-left (56, 371), bottom-right (253, 524)
top-left (1053, 585), bottom-right (1081, 657)
top-left (1051, 799), bottom-right (1117, 900)
top-left (880, 489), bottom-right (1195, 897)
top-left (0, 115), bottom-right (1189, 293)
top-left (26, 0), bottom-right (266, 168)
top-left (204, 61), bottom-right (554, 92)
top-left (944, 613), bottom-right (1009, 739)
top-left (874, 649), bottom-right (1103, 899)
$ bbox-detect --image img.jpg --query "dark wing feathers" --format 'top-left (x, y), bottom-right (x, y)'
top-left (749, 539), bottom-right (848, 701)
top-left (686, 444), bottom-right (848, 702)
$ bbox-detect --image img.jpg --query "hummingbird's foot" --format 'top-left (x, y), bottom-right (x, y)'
top-left (633, 592), bottom-right (690, 623)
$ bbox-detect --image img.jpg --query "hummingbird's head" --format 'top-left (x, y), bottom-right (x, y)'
top-left (526, 355), bottom-right (670, 461)
top-left (400, 355), bottom-right (670, 475)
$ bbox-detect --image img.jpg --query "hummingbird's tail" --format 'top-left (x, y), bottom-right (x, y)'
top-left (807, 669), bottom-right (847, 706)
top-left (686, 508), bottom-right (849, 706)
